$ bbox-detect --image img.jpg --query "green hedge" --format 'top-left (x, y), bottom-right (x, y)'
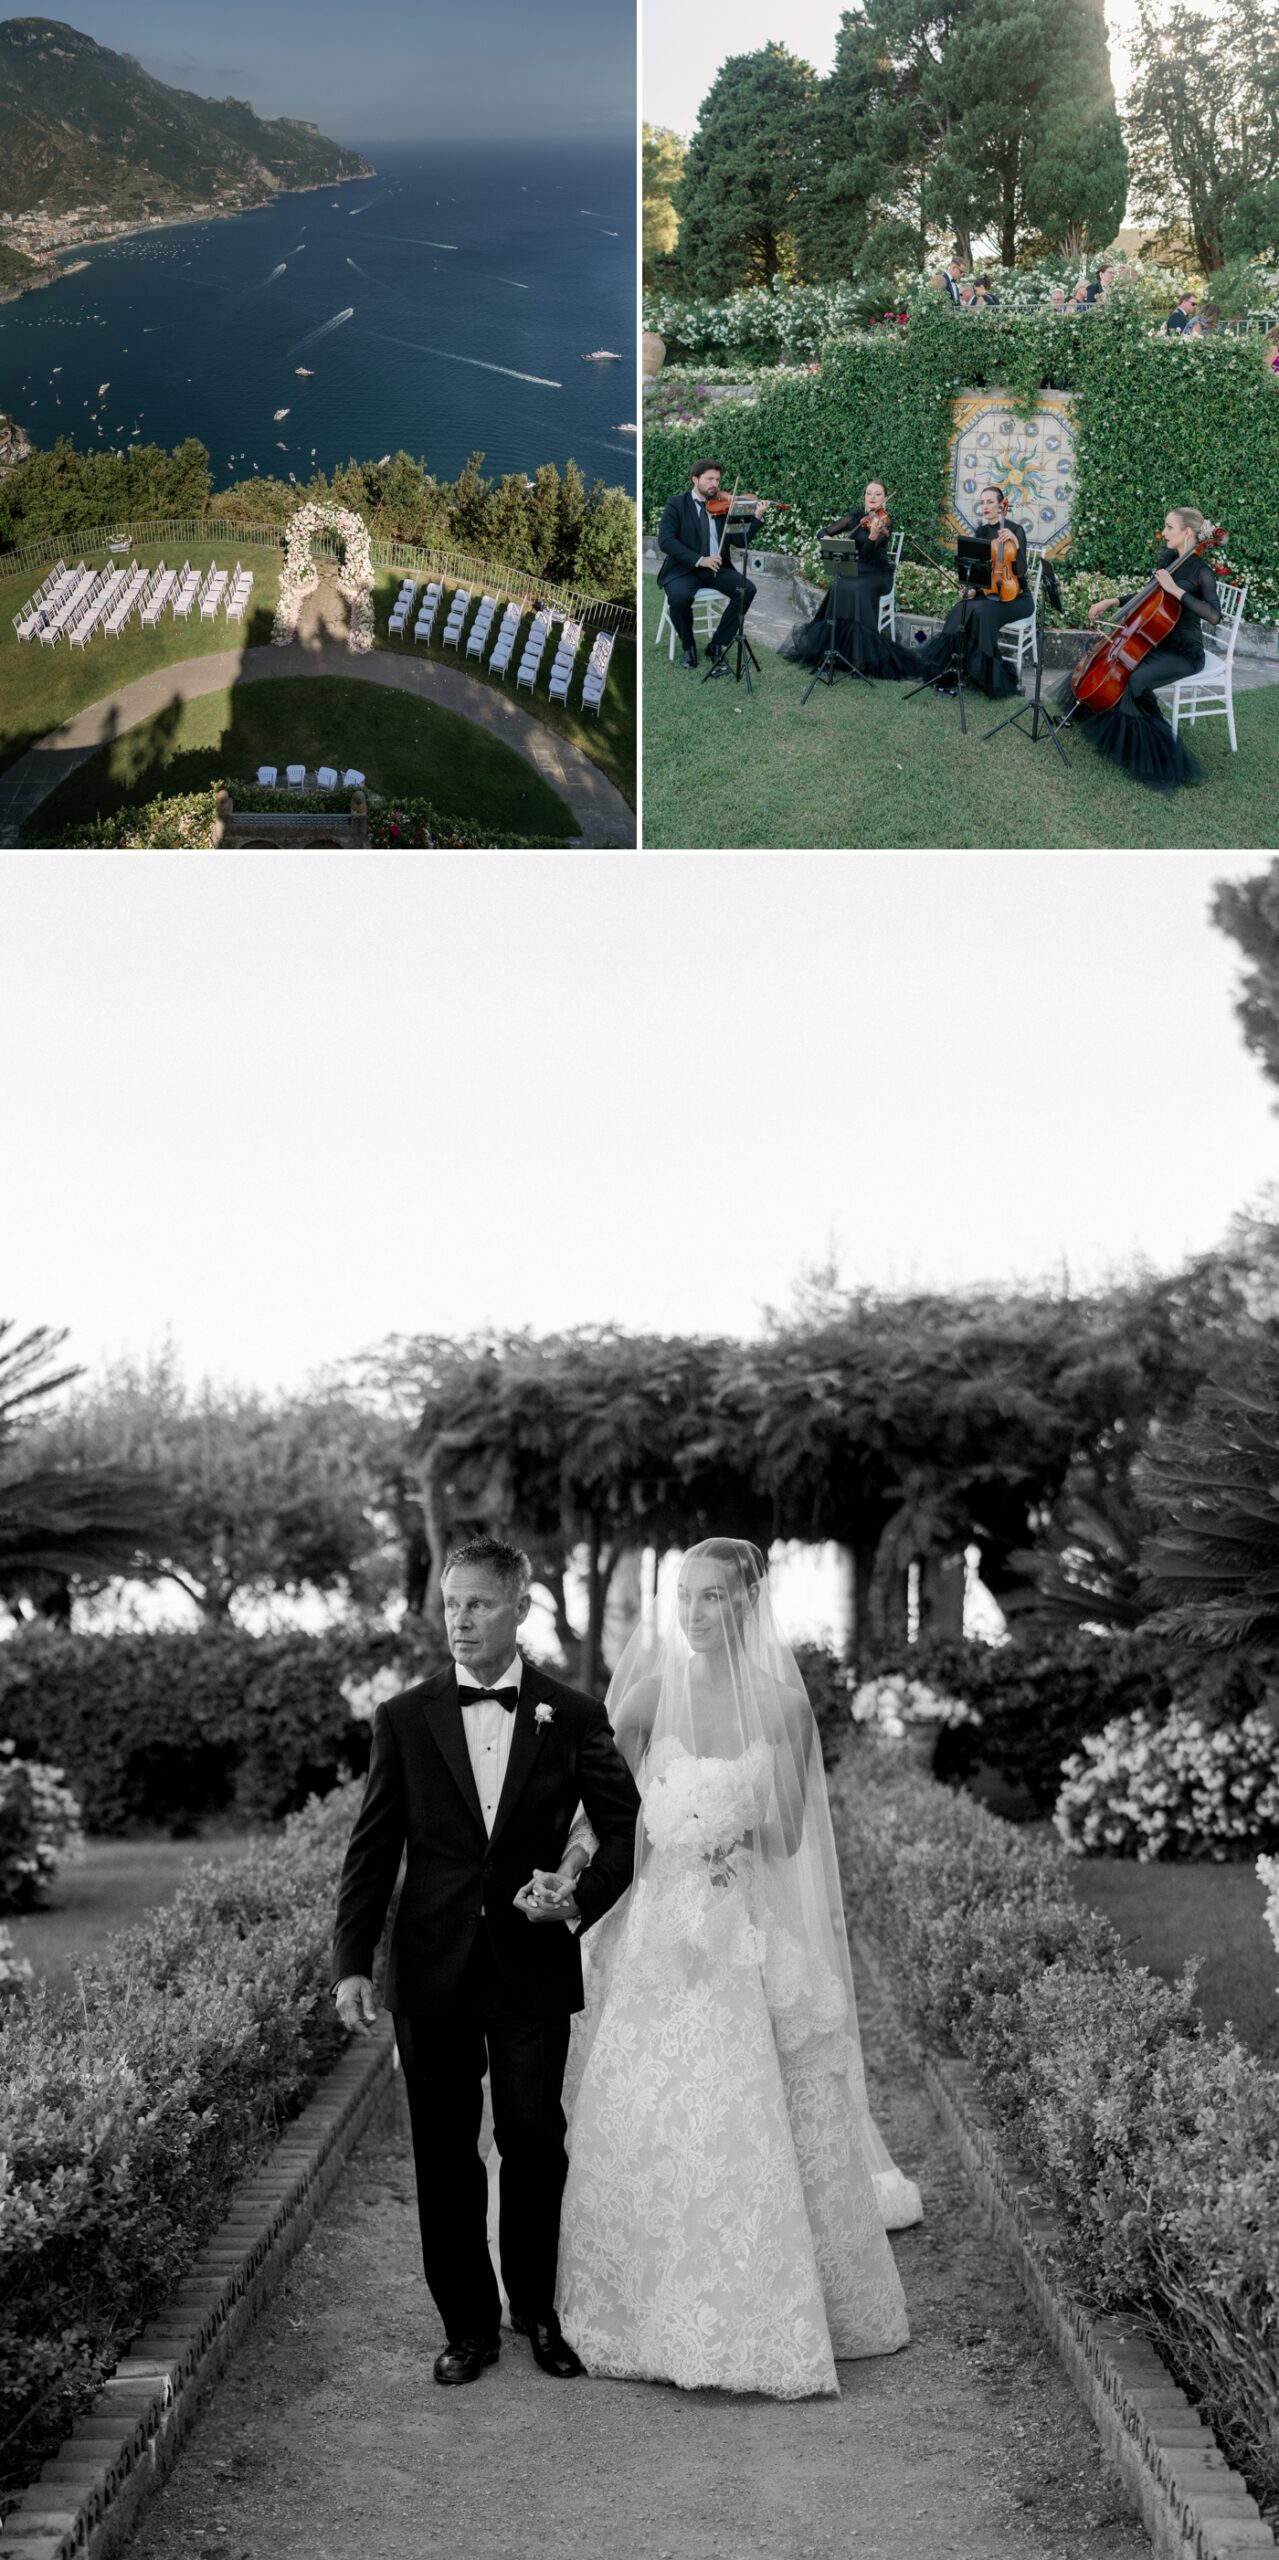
top-left (644, 302), bottom-right (1279, 622)
top-left (833, 1753), bottom-right (1279, 2518)
top-left (0, 1623), bottom-right (450, 1833)
top-left (0, 1782), bottom-right (361, 2499)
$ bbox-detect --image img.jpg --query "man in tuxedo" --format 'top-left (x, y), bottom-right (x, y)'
top-left (656, 460), bottom-right (766, 669)
top-left (943, 256), bottom-right (966, 304)
top-left (332, 1535), bottom-right (640, 2387)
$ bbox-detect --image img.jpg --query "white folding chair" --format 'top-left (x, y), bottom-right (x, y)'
top-left (655, 585), bottom-right (727, 660)
top-left (878, 530), bottom-right (906, 641)
top-left (285, 764), bottom-right (306, 790)
top-left (1165, 579), bottom-right (1249, 752)
top-left (316, 766), bottom-right (338, 790)
top-left (257, 766), bottom-right (278, 788)
top-left (343, 768), bottom-right (365, 789)
top-left (996, 555), bottom-right (1043, 684)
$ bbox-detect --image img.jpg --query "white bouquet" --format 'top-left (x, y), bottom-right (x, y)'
top-left (642, 1748), bottom-right (763, 1860)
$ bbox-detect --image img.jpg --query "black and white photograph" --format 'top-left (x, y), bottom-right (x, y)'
top-left (4, 850), bottom-right (1279, 2560)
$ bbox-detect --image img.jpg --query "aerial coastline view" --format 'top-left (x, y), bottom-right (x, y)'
top-left (0, 0), bottom-right (637, 848)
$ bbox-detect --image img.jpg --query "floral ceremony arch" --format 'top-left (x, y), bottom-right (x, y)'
top-left (271, 504), bottom-right (375, 652)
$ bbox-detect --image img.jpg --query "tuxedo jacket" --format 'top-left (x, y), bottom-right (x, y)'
top-left (331, 1657), bottom-right (640, 2021)
top-left (657, 490), bottom-right (753, 586)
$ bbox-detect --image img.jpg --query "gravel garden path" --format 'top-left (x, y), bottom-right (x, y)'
top-left (121, 1956), bottom-right (1151, 2560)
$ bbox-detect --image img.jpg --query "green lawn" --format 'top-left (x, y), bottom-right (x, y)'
top-left (1, 549), bottom-right (635, 810)
top-left (641, 578), bottom-right (1279, 848)
top-left (1064, 1854), bottom-right (1279, 2064)
top-left (9, 1833), bottom-right (260, 2004)
top-left (25, 675), bottom-right (578, 843)
top-left (372, 569), bottom-right (636, 807)
top-left (0, 543), bottom-right (280, 776)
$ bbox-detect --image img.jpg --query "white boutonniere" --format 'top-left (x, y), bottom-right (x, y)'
top-left (534, 1702), bottom-right (554, 1729)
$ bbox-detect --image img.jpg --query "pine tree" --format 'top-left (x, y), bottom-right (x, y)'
top-left (485, 473), bottom-right (537, 572)
top-left (672, 46), bottom-right (818, 294)
top-left (1127, 0), bottom-right (1279, 272)
top-left (449, 449), bottom-right (491, 550)
top-left (526, 462), bottom-right (561, 573)
top-left (552, 460), bottom-right (588, 583)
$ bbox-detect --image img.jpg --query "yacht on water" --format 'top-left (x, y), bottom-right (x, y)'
top-left (581, 349), bottom-right (620, 362)
top-left (295, 367), bottom-right (315, 377)
top-left (274, 408), bottom-right (290, 420)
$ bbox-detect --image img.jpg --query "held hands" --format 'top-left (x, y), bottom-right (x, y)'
top-left (335, 1975), bottom-right (377, 2036)
top-left (513, 1869), bottom-right (581, 1925)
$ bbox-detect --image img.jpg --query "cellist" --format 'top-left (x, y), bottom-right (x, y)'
top-left (1061, 508), bottom-right (1224, 791)
top-left (912, 484), bottom-right (1031, 698)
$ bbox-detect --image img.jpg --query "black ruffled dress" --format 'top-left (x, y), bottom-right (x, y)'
top-left (1058, 551), bottom-right (1223, 791)
top-left (780, 516), bottom-right (917, 678)
top-left (912, 522), bottom-right (1031, 698)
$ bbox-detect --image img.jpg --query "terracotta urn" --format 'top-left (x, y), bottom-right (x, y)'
top-left (641, 331), bottom-right (666, 380)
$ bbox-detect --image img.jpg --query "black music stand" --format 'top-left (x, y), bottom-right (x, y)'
top-left (799, 544), bottom-right (874, 706)
top-left (702, 508), bottom-right (763, 693)
top-left (980, 554), bottom-right (1078, 769)
top-left (902, 534), bottom-right (986, 734)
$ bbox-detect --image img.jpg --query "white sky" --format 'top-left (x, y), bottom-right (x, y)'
top-left (643, 0), bottom-right (1199, 138)
top-left (4, 850), bottom-right (1275, 1399)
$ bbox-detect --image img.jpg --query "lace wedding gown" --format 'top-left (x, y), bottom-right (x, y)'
top-left (557, 1738), bottom-right (911, 2398)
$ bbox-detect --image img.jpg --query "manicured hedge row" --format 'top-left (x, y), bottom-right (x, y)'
top-left (0, 1622), bottom-right (450, 1832)
top-left (644, 302), bottom-right (1279, 621)
top-left (0, 1781), bottom-right (362, 2498)
top-left (834, 1751), bottom-right (1279, 2516)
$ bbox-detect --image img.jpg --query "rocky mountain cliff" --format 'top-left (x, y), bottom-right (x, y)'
top-left (0, 18), bottom-right (373, 220)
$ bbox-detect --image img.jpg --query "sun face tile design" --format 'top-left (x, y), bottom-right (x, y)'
top-left (946, 390), bottom-right (1078, 558)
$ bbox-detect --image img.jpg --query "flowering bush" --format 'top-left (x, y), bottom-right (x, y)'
top-left (58, 791), bottom-right (219, 850)
top-left (1053, 1705), bottom-right (1279, 1860)
top-left (272, 503), bottom-right (375, 651)
top-left (1260, 1852), bottom-right (1279, 1967)
top-left (0, 1782), bottom-right (362, 2499)
top-left (0, 1924), bottom-right (33, 2006)
top-left (367, 798), bottom-right (559, 851)
top-left (848, 1673), bottom-right (972, 1734)
top-left (833, 1755), bottom-right (1279, 2518)
top-left (0, 1739), bottom-right (84, 1910)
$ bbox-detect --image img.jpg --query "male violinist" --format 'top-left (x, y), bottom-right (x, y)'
top-left (656, 461), bottom-right (768, 669)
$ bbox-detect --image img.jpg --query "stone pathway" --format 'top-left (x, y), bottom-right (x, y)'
top-left (118, 1957), bottom-right (1151, 2560)
top-left (0, 626), bottom-right (634, 850)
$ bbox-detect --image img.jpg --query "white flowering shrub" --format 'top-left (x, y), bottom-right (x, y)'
top-left (0, 1922), bottom-right (33, 2005)
top-left (849, 1673), bottom-right (973, 1734)
top-left (0, 1737), bottom-right (85, 1910)
top-left (1054, 1706), bottom-right (1279, 1860)
top-left (1259, 1851), bottom-right (1279, 1966)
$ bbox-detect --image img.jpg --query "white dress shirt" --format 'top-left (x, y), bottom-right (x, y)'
top-left (455, 1658), bottom-right (595, 1897)
top-left (456, 1654), bottom-right (525, 1834)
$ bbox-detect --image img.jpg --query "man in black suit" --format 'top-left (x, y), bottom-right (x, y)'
top-left (332, 1535), bottom-right (640, 2387)
top-left (656, 460), bottom-right (767, 668)
top-left (943, 256), bottom-right (966, 304)
top-left (1166, 292), bottom-right (1197, 332)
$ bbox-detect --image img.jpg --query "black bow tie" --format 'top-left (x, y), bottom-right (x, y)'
top-left (460, 1684), bottom-right (519, 1712)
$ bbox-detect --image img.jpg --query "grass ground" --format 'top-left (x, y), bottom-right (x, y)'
top-left (1063, 1852), bottom-right (1279, 2063)
top-left (9, 1832), bottom-right (260, 2003)
top-left (0, 544), bottom-right (279, 775)
top-left (372, 569), bottom-right (635, 806)
top-left (24, 675), bottom-right (577, 842)
top-left (0, 549), bottom-right (635, 807)
top-left (641, 579), bottom-right (1279, 848)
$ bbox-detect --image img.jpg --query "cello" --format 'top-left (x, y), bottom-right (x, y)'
top-left (1071, 522), bottom-right (1226, 713)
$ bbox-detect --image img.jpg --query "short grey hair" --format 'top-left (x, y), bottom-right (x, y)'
top-left (442, 1535), bottom-right (532, 1599)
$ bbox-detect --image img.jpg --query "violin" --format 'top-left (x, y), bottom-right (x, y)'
top-left (705, 490), bottom-right (789, 517)
top-left (858, 502), bottom-right (892, 541)
top-left (985, 524), bottom-right (1020, 603)
top-left (1071, 522), bottom-right (1226, 714)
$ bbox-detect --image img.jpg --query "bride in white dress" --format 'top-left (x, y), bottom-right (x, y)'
top-left (554, 1538), bottom-right (919, 2399)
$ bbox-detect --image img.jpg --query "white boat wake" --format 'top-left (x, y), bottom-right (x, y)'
top-left (286, 307), bottom-right (356, 357)
top-left (371, 329), bottom-right (560, 387)
top-left (346, 257), bottom-right (365, 274)
top-left (496, 278), bottom-right (530, 289)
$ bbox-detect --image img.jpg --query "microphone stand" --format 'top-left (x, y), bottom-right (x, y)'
top-left (702, 507), bottom-right (764, 694)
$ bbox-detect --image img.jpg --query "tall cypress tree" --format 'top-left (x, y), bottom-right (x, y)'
top-left (671, 46), bottom-right (819, 294)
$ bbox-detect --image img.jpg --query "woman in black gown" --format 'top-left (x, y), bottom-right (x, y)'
top-left (1060, 507), bottom-right (1223, 791)
top-left (913, 484), bottom-right (1031, 698)
top-left (780, 480), bottom-right (917, 678)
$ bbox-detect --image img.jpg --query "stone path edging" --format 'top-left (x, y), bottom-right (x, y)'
top-left (0, 643), bottom-right (635, 850)
top-left (851, 1927), bottom-right (1276, 2560)
top-left (0, 2021), bottom-right (397, 2560)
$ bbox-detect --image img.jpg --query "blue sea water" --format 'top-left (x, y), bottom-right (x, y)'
top-left (0, 138), bottom-right (635, 493)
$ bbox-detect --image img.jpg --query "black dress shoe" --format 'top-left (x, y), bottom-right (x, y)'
top-left (681, 644), bottom-right (698, 669)
top-left (510, 2310), bottom-right (585, 2378)
top-left (433, 2338), bottom-right (499, 2385)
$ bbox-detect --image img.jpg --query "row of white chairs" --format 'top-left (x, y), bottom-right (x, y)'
top-left (581, 630), bottom-right (615, 716)
top-left (384, 581), bottom-right (615, 707)
top-left (255, 765), bottom-right (366, 791)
